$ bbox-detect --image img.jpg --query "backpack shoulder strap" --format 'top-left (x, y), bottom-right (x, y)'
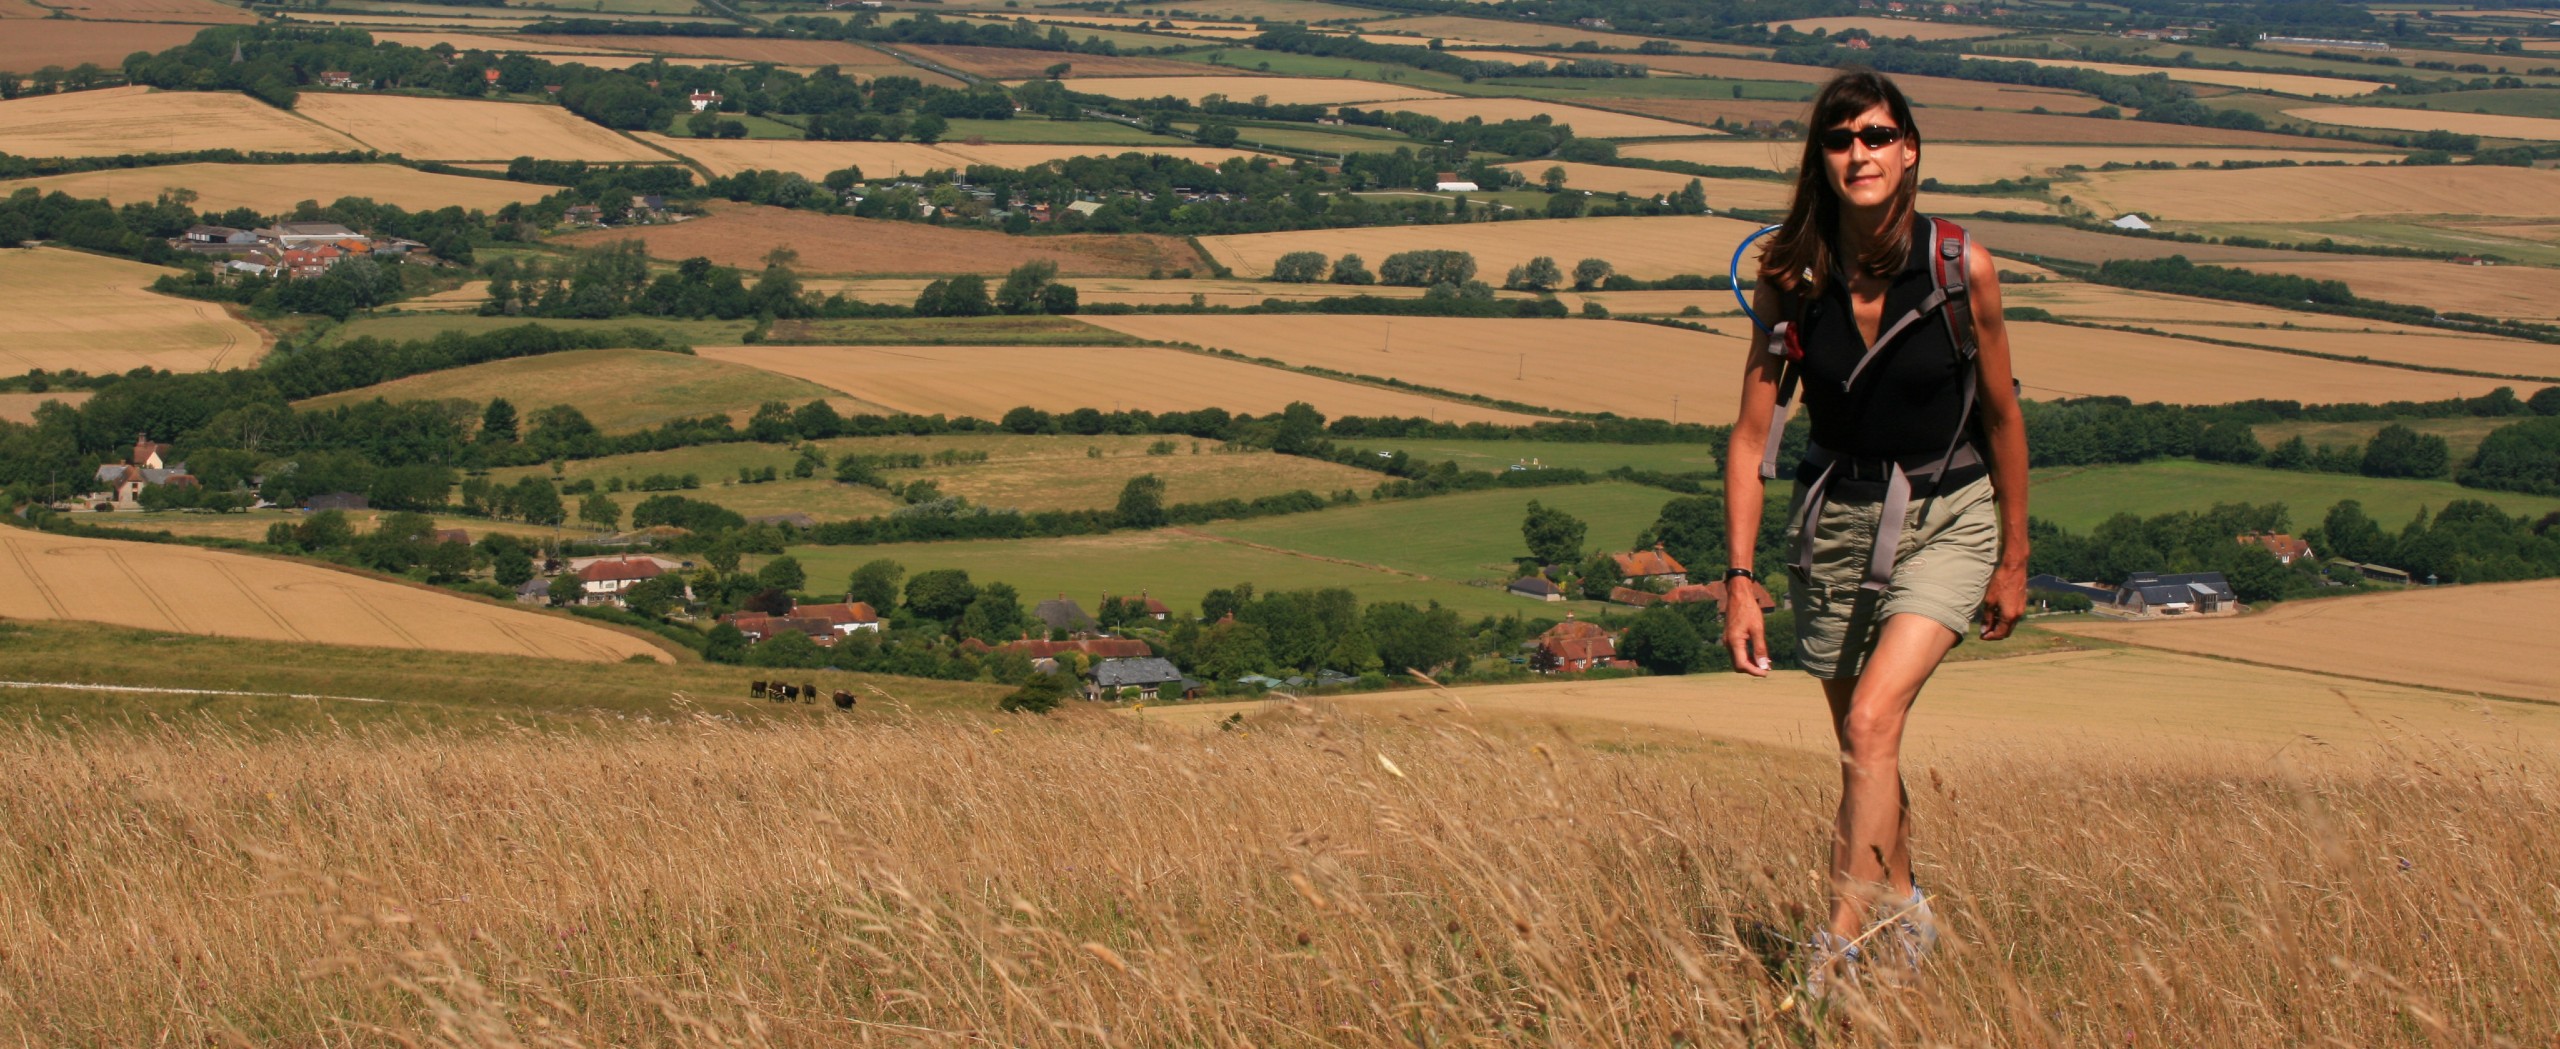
top-left (1758, 278), bottom-right (1811, 480)
top-left (1929, 216), bottom-right (1979, 363)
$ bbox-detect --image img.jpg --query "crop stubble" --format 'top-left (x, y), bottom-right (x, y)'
top-left (0, 526), bottom-right (669, 663)
top-left (2, 162), bottom-right (551, 214)
top-left (290, 93), bottom-right (668, 161)
top-left (0, 86), bottom-right (363, 157)
top-left (1197, 213), bottom-right (1774, 282)
top-left (556, 203), bottom-right (1208, 276)
top-left (2070, 163), bottom-right (2560, 223)
top-left (642, 134), bottom-right (1269, 179)
top-left (0, 249), bottom-right (263, 374)
top-left (2005, 319), bottom-right (2520, 403)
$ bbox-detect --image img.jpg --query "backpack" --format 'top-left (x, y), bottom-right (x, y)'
top-left (1757, 216), bottom-right (1985, 593)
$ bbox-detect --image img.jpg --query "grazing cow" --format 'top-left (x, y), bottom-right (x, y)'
top-left (801, 683), bottom-right (817, 705)
top-left (832, 690), bottom-right (855, 710)
top-left (781, 684), bottom-right (801, 701)
top-left (750, 680), bottom-right (769, 698)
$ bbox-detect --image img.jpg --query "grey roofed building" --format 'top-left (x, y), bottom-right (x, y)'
top-left (1508, 576), bottom-right (1562, 600)
top-left (1033, 595), bottom-right (1097, 633)
top-left (1094, 657), bottom-right (1183, 689)
top-left (2027, 573), bottom-right (2113, 603)
top-left (2111, 571), bottom-right (2236, 613)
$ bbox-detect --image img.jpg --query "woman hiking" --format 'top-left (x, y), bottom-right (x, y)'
top-left (1719, 69), bottom-right (2031, 991)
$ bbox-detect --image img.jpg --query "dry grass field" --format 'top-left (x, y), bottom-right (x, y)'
top-left (362, 30), bottom-right (651, 56)
top-left (808, 276), bottom-right (1476, 308)
top-left (557, 203), bottom-right (1209, 277)
top-left (1601, 96), bottom-right (2352, 146)
top-left (2070, 163), bottom-right (2560, 222)
top-left (0, 87), bottom-right (364, 158)
top-left (1018, 75), bottom-right (1452, 106)
top-left (921, 447), bottom-right (1385, 511)
top-left (1198, 213), bottom-right (1773, 282)
top-left (899, 44), bottom-right (1213, 78)
top-left (290, 93), bottom-right (669, 162)
top-left (1491, 163), bottom-right (2057, 215)
top-left (2217, 256), bottom-right (2560, 324)
top-left (107, 509), bottom-right (602, 545)
top-left (697, 344), bottom-right (1553, 423)
top-left (0, 248), bottom-right (263, 374)
top-left (0, 525), bottom-right (669, 662)
top-left (2049, 581), bottom-right (2560, 704)
top-left (34, 0), bottom-right (251, 22)
top-left (2139, 321), bottom-right (2560, 380)
top-left (283, 11), bottom-right (543, 28)
top-left (0, 162), bottom-right (550, 214)
top-left (1082, 315), bottom-right (1745, 420)
top-left (10, 654), bottom-right (2557, 1044)
top-left (1360, 13), bottom-right (1714, 51)
top-left (640, 134), bottom-right (1268, 179)
top-left (298, 347), bottom-right (846, 433)
top-left (1761, 15), bottom-right (2013, 39)
top-left (539, 35), bottom-right (961, 84)
top-left (1999, 281), bottom-right (2417, 325)
top-left (0, 391), bottom-right (90, 424)
top-left (0, 0), bottom-right (52, 15)
top-left (2005, 319), bottom-right (2518, 403)
top-left (2009, 55), bottom-right (2384, 95)
top-left (0, 21), bottom-right (202, 69)
top-left (1348, 97), bottom-right (1709, 138)
top-left (1620, 138), bottom-right (2403, 184)
top-left (2284, 104), bottom-right (2560, 141)
top-left (1948, 217), bottom-right (2349, 264)
top-left (1602, 52), bottom-right (2108, 113)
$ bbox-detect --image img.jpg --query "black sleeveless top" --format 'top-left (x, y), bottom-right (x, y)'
top-left (1793, 214), bottom-right (1984, 483)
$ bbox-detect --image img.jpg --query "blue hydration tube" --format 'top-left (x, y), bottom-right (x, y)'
top-left (1730, 223), bottom-right (1784, 334)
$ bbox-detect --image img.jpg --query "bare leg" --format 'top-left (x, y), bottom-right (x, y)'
top-left (1821, 613), bottom-right (1959, 940)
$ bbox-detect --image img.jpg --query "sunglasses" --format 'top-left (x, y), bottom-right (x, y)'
top-left (1819, 124), bottom-right (1907, 152)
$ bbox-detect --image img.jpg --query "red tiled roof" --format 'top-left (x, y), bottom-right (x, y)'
top-left (578, 557), bottom-right (663, 583)
top-left (1541, 636), bottom-right (1618, 662)
top-left (793, 601), bottom-right (879, 625)
top-left (999, 638), bottom-right (1152, 659)
top-left (2239, 533), bottom-right (2314, 561)
top-left (1607, 586), bottom-right (1658, 607)
top-left (1541, 619), bottom-right (1609, 643)
top-left (1612, 547), bottom-right (1686, 578)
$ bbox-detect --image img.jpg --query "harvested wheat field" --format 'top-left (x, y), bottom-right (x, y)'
top-left (0, 87), bottom-right (363, 158)
top-left (2071, 163), bottom-right (2560, 223)
top-left (559, 203), bottom-right (1208, 276)
top-left (641, 134), bottom-right (1269, 179)
top-left (298, 347), bottom-right (846, 433)
top-left (1601, 96), bottom-right (2348, 147)
top-left (0, 391), bottom-right (91, 424)
top-left (1999, 282), bottom-right (2419, 326)
top-left (287, 11), bottom-right (542, 28)
top-left (1955, 217), bottom-right (2321, 264)
top-left (0, 21), bottom-right (202, 69)
top-left (538, 35), bottom-right (960, 83)
top-left (0, 0), bottom-right (51, 15)
top-left (1, 162), bottom-right (549, 214)
top-left (0, 526), bottom-right (668, 662)
top-left (2009, 55), bottom-right (2384, 95)
top-left (1080, 315), bottom-right (1746, 420)
top-left (1347, 97), bottom-right (1707, 139)
top-left (1492, 163), bottom-right (2056, 214)
top-left (807, 276), bottom-right (1475, 308)
top-left (1621, 138), bottom-right (2403, 184)
top-left (2285, 104), bottom-right (2560, 141)
top-left (1762, 15), bottom-right (2011, 40)
top-left (698, 344), bottom-right (1548, 423)
top-left (2218, 257), bottom-right (2560, 324)
top-left (290, 93), bottom-right (668, 162)
top-left (1599, 52), bottom-right (2107, 113)
top-left (2049, 581), bottom-right (2560, 704)
top-left (35, 0), bottom-right (252, 22)
top-left (1200, 213), bottom-right (1772, 282)
top-left (2005, 319), bottom-right (2515, 403)
top-left (899, 44), bottom-right (1212, 78)
top-left (2139, 322), bottom-right (2560, 380)
top-left (0, 249), bottom-right (262, 374)
top-left (364, 30), bottom-right (647, 54)
top-left (1016, 75), bottom-right (1450, 106)
top-left (1360, 14), bottom-right (1712, 51)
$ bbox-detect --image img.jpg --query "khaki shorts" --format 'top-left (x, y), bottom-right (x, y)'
top-left (1786, 474), bottom-right (1999, 680)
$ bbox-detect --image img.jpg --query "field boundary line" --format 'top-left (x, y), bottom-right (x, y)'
top-left (5, 536), bottom-right (71, 617)
top-left (2039, 622), bottom-right (2560, 709)
top-left (0, 679), bottom-right (387, 704)
top-left (1166, 526), bottom-right (1435, 580)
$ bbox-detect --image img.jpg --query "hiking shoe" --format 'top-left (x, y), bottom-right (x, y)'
top-left (1796, 929), bottom-right (1862, 1003)
top-left (1885, 885), bottom-right (1940, 976)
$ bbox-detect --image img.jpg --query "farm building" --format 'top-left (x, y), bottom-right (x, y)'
top-left (793, 601), bottom-right (883, 634)
top-left (2237, 532), bottom-right (2316, 565)
top-left (2326, 559), bottom-right (2414, 586)
top-left (260, 221), bottom-right (361, 247)
top-left (1532, 618), bottom-right (1632, 673)
top-left (1611, 545), bottom-right (1688, 586)
top-left (1508, 576), bottom-right (1564, 602)
top-left (1086, 657), bottom-right (1201, 702)
top-left (2109, 571), bottom-right (2237, 617)
top-left (577, 556), bottom-right (667, 606)
top-left (301, 492), bottom-right (368, 512)
top-left (80, 433), bottom-right (195, 511)
top-left (1034, 595), bottom-right (1098, 634)
top-left (1608, 585), bottom-right (1659, 607)
top-left (726, 614), bottom-right (836, 644)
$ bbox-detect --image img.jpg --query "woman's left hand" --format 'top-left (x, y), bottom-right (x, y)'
top-left (1979, 564), bottom-right (2028, 640)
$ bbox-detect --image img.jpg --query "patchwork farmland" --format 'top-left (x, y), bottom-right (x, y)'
top-left (1619, 139), bottom-right (2406, 184)
top-left (556, 203), bottom-right (1211, 276)
top-left (0, 248), bottom-right (263, 373)
top-left (0, 527), bottom-right (670, 663)
top-left (1198, 214), bottom-right (1773, 282)
top-left (0, 162), bottom-right (552, 214)
top-left (643, 135), bottom-right (1269, 180)
top-left (298, 348), bottom-right (846, 433)
top-left (0, 86), bottom-right (364, 157)
top-left (290, 94), bottom-right (671, 162)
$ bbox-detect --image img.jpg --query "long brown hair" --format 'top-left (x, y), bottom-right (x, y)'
top-left (1757, 69), bottom-right (1922, 301)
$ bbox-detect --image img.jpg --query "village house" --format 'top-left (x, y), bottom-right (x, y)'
top-left (1531, 618), bottom-right (1631, 674)
top-left (2237, 532), bottom-right (2316, 565)
top-left (1101, 590), bottom-right (1172, 622)
top-left (688, 90), bottom-right (723, 113)
top-left (792, 601), bottom-right (882, 634)
top-left (1508, 576), bottom-right (1564, 602)
top-left (564, 204), bottom-right (604, 227)
top-left (1033, 594), bottom-right (1098, 635)
top-left (81, 433), bottom-right (195, 510)
top-left (994, 637), bottom-right (1152, 661)
top-left (724, 613), bottom-right (837, 644)
top-left (577, 556), bottom-right (672, 607)
top-left (318, 71), bottom-right (358, 89)
top-left (2109, 571), bottom-right (2238, 617)
top-left (1086, 656), bottom-right (1199, 702)
top-left (1612, 544), bottom-right (1687, 587)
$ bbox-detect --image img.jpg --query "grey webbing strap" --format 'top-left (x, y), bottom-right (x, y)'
top-left (1759, 399), bottom-right (1791, 480)
top-left (1791, 455), bottom-right (1837, 579)
top-left (1840, 287), bottom-right (1947, 393)
top-left (1864, 465), bottom-right (1913, 592)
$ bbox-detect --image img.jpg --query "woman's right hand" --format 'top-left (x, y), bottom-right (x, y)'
top-left (1724, 579), bottom-right (1771, 677)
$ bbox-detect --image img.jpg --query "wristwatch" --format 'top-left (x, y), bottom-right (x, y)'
top-left (1724, 567), bottom-right (1758, 583)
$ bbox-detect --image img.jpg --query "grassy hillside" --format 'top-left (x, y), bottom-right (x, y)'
top-left (296, 348), bottom-right (847, 433)
top-left (2028, 459), bottom-right (2560, 531)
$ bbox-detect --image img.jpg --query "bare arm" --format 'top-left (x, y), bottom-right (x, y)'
top-left (1723, 282), bottom-right (1785, 676)
top-left (1964, 242), bottom-right (2031, 640)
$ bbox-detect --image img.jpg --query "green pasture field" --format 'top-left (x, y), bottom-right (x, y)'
top-left (296, 347), bottom-right (837, 433)
top-left (518, 0), bottom-right (718, 15)
top-left (77, 509), bottom-right (603, 546)
top-left (768, 315), bottom-right (1147, 345)
top-left (2250, 416), bottom-right (2519, 467)
top-left (2362, 87), bottom-right (2560, 119)
top-left (1472, 76), bottom-right (1816, 105)
top-left (940, 117), bottom-right (1188, 145)
top-left (782, 481), bottom-right (1679, 620)
top-left (1344, 438), bottom-right (1723, 475)
top-left (1177, 122), bottom-right (1419, 155)
top-left (328, 314), bottom-right (757, 347)
top-left (0, 620), bottom-right (1001, 735)
top-left (2154, 219), bottom-right (2560, 268)
top-left (2026, 459), bottom-right (2560, 532)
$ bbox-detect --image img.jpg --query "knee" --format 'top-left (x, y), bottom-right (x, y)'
top-left (1839, 706), bottom-right (1905, 765)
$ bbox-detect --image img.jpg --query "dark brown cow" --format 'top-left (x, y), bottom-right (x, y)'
top-left (801, 683), bottom-right (817, 705)
top-left (750, 680), bottom-right (769, 698)
top-left (832, 690), bottom-right (855, 710)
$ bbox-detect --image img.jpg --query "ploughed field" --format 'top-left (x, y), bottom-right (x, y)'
top-left (0, 526), bottom-right (669, 663)
top-left (0, 248), bottom-right (263, 374)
